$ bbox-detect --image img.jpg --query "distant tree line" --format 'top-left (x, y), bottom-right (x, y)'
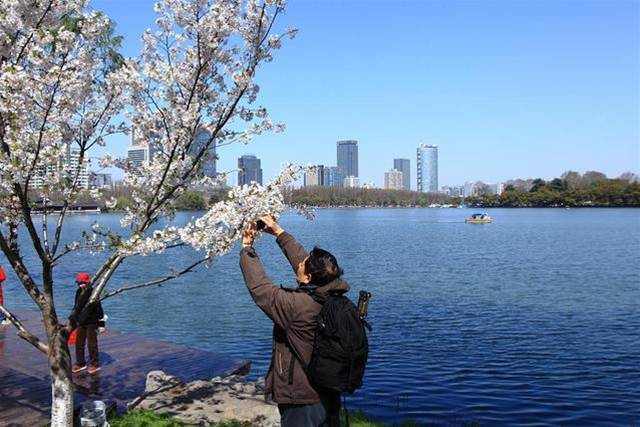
top-left (291, 186), bottom-right (451, 207)
top-left (96, 185), bottom-right (223, 212)
top-left (466, 171), bottom-right (640, 207)
top-left (57, 170), bottom-right (639, 211)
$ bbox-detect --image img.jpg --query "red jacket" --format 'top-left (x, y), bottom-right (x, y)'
top-left (0, 266), bottom-right (6, 306)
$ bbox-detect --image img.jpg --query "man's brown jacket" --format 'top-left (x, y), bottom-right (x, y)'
top-left (240, 231), bottom-right (349, 404)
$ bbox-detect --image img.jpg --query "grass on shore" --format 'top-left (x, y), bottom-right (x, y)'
top-left (344, 410), bottom-right (421, 427)
top-left (109, 409), bottom-right (420, 427)
top-left (109, 410), bottom-right (191, 427)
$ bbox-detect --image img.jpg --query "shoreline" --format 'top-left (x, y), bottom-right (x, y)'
top-left (91, 205), bottom-right (640, 214)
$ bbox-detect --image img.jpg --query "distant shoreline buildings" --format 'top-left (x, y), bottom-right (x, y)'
top-left (32, 132), bottom-right (510, 196)
top-left (442, 181), bottom-right (505, 197)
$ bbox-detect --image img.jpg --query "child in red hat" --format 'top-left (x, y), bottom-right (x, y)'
top-left (68, 272), bottom-right (107, 374)
top-left (0, 265), bottom-right (9, 326)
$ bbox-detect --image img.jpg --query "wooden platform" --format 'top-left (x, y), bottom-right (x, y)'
top-left (0, 310), bottom-right (251, 426)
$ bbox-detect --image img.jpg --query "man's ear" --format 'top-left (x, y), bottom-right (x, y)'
top-left (301, 273), bottom-right (312, 284)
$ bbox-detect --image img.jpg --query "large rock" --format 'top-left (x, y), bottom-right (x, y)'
top-left (129, 370), bottom-right (279, 426)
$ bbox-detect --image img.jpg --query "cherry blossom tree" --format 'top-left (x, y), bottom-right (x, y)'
top-left (0, 0), bottom-right (299, 425)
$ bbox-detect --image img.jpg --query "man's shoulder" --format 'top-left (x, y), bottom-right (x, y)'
top-left (288, 289), bottom-right (322, 319)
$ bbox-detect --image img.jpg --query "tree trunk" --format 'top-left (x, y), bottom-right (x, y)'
top-left (47, 324), bottom-right (74, 427)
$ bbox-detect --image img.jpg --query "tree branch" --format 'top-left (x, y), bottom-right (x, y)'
top-left (101, 257), bottom-right (210, 301)
top-left (14, 183), bottom-right (48, 261)
top-left (51, 146), bottom-right (88, 256)
top-left (12, 0), bottom-right (55, 67)
top-left (0, 305), bottom-right (49, 354)
top-left (0, 230), bottom-right (45, 310)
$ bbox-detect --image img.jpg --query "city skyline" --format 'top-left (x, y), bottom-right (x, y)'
top-left (122, 136), bottom-right (633, 192)
top-left (90, 0), bottom-right (638, 187)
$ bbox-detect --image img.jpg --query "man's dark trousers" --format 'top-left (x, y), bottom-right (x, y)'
top-left (278, 391), bottom-right (341, 427)
top-left (76, 324), bottom-right (99, 366)
top-left (279, 402), bottom-right (325, 427)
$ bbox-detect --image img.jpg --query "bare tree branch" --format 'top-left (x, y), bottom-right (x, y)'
top-left (101, 257), bottom-right (209, 300)
top-left (0, 305), bottom-right (49, 354)
top-left (51, 147), bottom-right (88, 256)
top-left (0, 230), bottom-right (45, 310)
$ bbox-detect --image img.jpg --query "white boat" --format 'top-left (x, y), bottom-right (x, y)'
top-left (465, 213), bottom-right (492, 224)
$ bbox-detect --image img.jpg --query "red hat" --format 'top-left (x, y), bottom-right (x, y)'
top-left (0, 266), bottom-right (6, 282)
top-left (75, 272), bottom-right (91, 284)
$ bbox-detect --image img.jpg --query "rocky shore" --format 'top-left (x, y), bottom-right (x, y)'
top-left (128, 371), bottom-right (280, 426)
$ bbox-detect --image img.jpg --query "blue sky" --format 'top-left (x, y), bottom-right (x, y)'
top-left (92, 0), bottom-right (639, 189)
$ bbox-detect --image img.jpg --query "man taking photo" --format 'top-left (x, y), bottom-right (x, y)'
top-left (239, 215), bottom-right (347, 427)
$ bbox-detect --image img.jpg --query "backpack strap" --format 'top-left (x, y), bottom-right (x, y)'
top-left (288, 352), bottom-right (296, 384)
top-left (310, 293), bottom-right (326, 305)
top-left (286, 328), bottom-right (309, 373)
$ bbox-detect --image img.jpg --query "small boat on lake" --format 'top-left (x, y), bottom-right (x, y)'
top-left (465, 213), bottom-right (492, 224)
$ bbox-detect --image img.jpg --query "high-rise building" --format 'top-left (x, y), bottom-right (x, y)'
top-left (384, 169), bottom-right (403, 190)
top-left (190, 128), bottom-right (217, 179)
top-left (89, 172), bottom-right (113, 189)
top-left (304, 165), bottom-right (324, 186)
top-left (126, 127), bottom-right (158, 172)
top-left (343, 176), bottom-right (359, 188)
top-left (238, 154), bottom-right (263, 185)
top-left (65, 145), bottom-right (89, 189)
top-left (442, 185), bottom-right (464, 197)
top-left (393, 158), bottom-right (411, 191)
top-left (417, 144), bottom-right (438, 192)
top-left (488, 183), bottom-right (505, 195)
top-left (337, 140), bottom-right (358, 178)
top-left (126, 145), bottom-right (149, 169)
top-left (31, 143), bottom-right (89, 189)
top-left (463, 181), bottom-right (475, 197)
top-left (322, 166), bottom-right (343, 187)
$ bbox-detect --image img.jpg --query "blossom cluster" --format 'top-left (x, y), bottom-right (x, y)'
top-left (118, 163), bottom-right (305, 258)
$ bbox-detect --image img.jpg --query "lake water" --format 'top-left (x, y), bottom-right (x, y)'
top-left (3, 208), bottom-right (640, 426)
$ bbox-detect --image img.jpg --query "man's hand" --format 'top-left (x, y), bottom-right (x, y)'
top-left (242, 222), bottom-right (257, 247)
top-left (259, 215), bottom-right (284, 237)
top-left (98, 327), bottom-right (106, 334)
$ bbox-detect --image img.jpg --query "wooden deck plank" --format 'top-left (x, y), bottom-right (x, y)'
top-left (0, 310), bottom-right (251, 426)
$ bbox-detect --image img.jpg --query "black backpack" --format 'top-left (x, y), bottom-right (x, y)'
top-left (304, 292), bottom-right (370, 394)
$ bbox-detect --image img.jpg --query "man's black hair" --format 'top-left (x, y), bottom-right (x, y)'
top-left (304, 246), bottom-right (343, 287)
